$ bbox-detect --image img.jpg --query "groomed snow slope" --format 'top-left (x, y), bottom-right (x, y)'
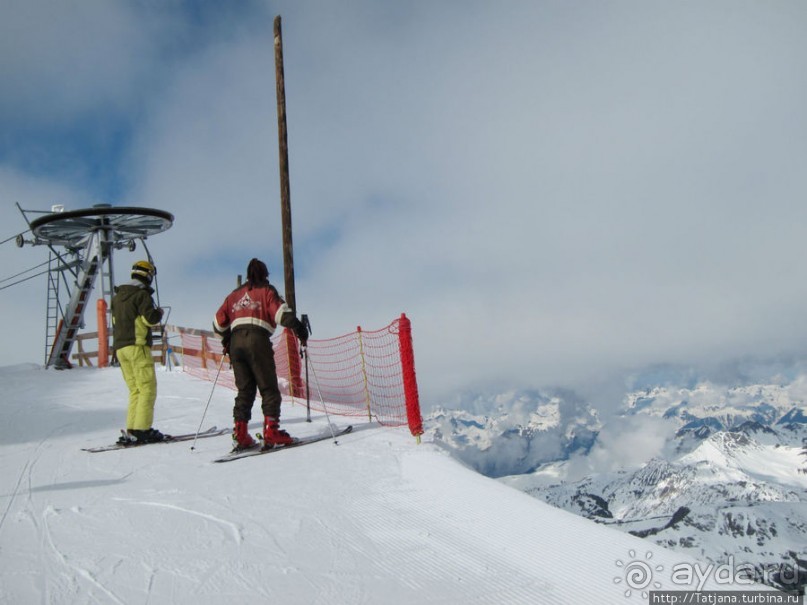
top-left (0, 365), bottom-right (770, 604)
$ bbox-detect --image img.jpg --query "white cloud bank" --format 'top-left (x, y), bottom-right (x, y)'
top-left (2, 1), bottom-right (807, 405)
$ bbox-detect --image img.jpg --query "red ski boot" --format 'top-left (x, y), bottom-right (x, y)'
top-left (263, 417), bottom-right (295, 447)
top-left (233, 420), bottom-right (257, 450)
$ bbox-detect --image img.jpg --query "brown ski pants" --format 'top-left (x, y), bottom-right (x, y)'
top-left (229, 326), bottom-right (282, 422)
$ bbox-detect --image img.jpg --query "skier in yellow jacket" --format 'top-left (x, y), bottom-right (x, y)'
top-left (112, 260), bottom-right (166, 444)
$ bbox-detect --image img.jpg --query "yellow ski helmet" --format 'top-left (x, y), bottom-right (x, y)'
top-left (131, 260), bottom-right (156, 283)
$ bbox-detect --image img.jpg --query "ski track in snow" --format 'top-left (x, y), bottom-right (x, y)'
top-left (11, 435), bottom-right (127, 604)
top-left (41, 506), bottom-right (127, 605)
top-left (113, 499), bottom-right (245, 545)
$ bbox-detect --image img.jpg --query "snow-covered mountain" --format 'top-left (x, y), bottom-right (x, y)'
top-left (427, 376), bottom-right (807, 592)
top-left (623, 379), bottom-right (807, 436)
top-left (427, 389), bottom-right (600, 477)
top-left (527, 427), bottom-right (807, 591)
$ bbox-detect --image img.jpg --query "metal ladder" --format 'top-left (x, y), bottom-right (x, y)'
top-left (47, 228), bottom-right (112, 368)
top-left (44, 251), bottom-right (62, 365)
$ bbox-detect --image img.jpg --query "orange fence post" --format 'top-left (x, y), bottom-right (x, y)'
top-left (397, 313), bottom-right (423, 440)
top-left (97, 299), bottom-right (109, 368)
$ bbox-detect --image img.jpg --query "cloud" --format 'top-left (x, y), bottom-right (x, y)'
top-left (0, 0), bottom-right (157, 124)
top-left (569, 415), bottom-right (677, 478)
top-left (2, 1), bottom-right (807, 407)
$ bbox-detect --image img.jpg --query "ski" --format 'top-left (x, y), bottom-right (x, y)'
top-left (212, 425), bottom-right (353, 463)
top-left (82, 426), bottom-right (229, 453)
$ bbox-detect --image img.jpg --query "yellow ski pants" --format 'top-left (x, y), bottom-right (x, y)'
top-left (117, 345), bottom-right (158, 430)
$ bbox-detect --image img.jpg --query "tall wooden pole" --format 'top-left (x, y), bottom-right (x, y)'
top-left (274, 15), bottom-right (296, 312)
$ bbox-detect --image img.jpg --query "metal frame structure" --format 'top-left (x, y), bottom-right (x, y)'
top-left (17, 205), bottom-right (173, 368)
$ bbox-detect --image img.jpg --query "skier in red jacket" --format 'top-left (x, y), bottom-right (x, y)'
top-left (213, 258), bottom-right (308, 450)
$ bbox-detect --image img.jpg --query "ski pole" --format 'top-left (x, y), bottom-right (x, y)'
top-left (303, 345), bottom-right (311, 422)
top-left (305, 350), bottom-right (339, 444)
top-left (301, 314), bottom-right (312, 422)
top-left (190, 353), bottom-right (226, 451)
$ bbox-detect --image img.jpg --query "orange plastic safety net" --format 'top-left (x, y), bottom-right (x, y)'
top-left (165, 314), bottom-right (423, 436)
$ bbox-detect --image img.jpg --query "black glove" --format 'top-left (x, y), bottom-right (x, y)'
top-left (294, 322), bottom-right (308, 346)
top-left (280, 311), bottom-right (309, 346)
top-left (220, 329), bottom-right (231, 355)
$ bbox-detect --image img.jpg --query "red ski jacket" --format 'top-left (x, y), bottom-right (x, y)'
top-left (214, 282), bottom-right (291, 335)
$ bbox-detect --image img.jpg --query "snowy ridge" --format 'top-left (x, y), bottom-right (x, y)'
top-left (0, 365), bottom-right (773, 603)
top-left (624, 380), bottom-right (807, 431)
top-left (428, 375), bottom-right (807, 592)
top-left (428, 389), bottom-right (600, 477)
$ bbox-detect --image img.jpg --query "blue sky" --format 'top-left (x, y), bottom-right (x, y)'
top-left (2, 0), bottom-right (807, 407)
